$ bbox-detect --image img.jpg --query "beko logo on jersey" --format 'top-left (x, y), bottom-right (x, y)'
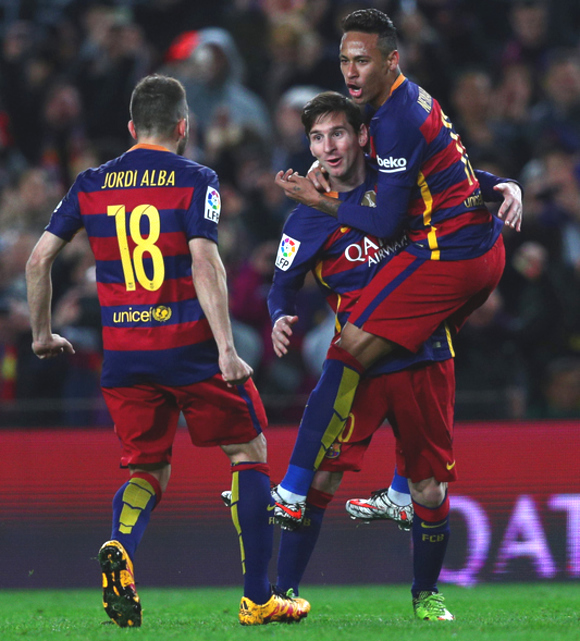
top-left (276, 234), bottom-right (301, 271)
top-left (376, 155), bottom-right (407, 173)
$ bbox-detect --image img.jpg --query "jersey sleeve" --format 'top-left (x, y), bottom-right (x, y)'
top-left (182, 167), bottom-right (220, 243)
top-left (475, 169), bottom-right (523, 202)
top-left (45, 179), bottom-right (84, 242)
top-left (267, 207), bottom-right (331, 324)
top-left (337, 113), bottom-right (425, 239)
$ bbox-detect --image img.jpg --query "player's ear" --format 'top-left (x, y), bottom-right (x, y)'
top-left (176, 117), bottom-right (187, 139)
top-left (358, 123), bottom-right (369, 148)
top-left (385, 50), bottom-right (399, 73)
top-left (128, 121), bottom-right (137, 140)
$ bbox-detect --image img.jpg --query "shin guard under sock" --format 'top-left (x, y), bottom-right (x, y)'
top-left (411, 493), bottom-right (450, 597)
top-left (230, 462), bottom-right (273, 605)
top-left (280, 344), bottom-right (364, 497)
top-left (276, 488), bottom-right (333, 595)
top-left (111, 472), bottom-right (162, 561)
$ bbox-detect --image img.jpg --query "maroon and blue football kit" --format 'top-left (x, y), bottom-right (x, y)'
top-left (269, 168), bottom-right (456, 482)
top-left (46, 143), bottom-right (266, 466)
top-left (278, 78), bottom-right (507, 502)
top-left (338, 74), bottom-right (506, 348)
top-left (273, 159), bottom-right (514, 484)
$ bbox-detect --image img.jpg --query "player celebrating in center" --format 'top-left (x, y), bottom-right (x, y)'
top-left (273, 8), bottom-right (522, 620)
top-left (267, 91), bottom-right (521, 619)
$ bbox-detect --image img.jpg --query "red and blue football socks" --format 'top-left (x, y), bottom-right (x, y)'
top-left (230, 462), bottom-right (273, 605)
top-left (279, 344), bottom-right (364, 498)
top-left (411, 492), bottom-right (450, 597)
top-left (276, 488), bottom-right (333, 595)
top-left (110, 471), bottom-right (162, 560)
top-left (389, 467), bottom-right (411, 505)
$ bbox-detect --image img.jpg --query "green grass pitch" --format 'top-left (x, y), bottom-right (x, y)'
top-left (0, 584), bottom-right (577, 640)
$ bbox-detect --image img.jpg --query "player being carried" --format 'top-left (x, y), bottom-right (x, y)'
top-left (230, 90), bottom-right (520, 619)
top-left (273, 8), bottom-right (522, 621)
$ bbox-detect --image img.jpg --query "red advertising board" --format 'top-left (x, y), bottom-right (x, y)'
top-left (1, 421), bottom-right (578, 587)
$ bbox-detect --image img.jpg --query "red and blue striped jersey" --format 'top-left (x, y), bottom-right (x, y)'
top-left (269, 167), bottom-right (455, 376)
top-left (46, 144), bottom-right (222, 388)
top-left (337, 74), bottom-right (503, 260)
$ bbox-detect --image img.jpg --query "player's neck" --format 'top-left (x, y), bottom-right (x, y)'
top-left (134, 136), bottom-right (177, 154)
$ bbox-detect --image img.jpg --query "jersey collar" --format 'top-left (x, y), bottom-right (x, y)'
top-left (380, 72), bottom-right (406, 106)
top-left (128, 143), bottom-right (172, 153)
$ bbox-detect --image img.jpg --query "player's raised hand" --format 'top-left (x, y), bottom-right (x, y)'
top-left (494, 182), bottom-right (522, 232)
top-left (275, 169), bottom-right (321, 208)
top-left (307, 160), bottom-right (331, 193)
top-left (272, 315), bottom-right (299, 358)
top-left (219, 350), bottom-right (253, 387)
top-left (32, 333), bottom-right (75, 359)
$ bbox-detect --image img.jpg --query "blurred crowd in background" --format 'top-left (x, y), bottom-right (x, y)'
top-left (1, 0), bottom-right (580, 426)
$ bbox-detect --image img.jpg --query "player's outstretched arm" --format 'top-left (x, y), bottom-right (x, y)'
top-left (189, 237), bottom-right (253, 386)
top-left (272, 315), bottom-right (299, 358)
top-left (26, 231), bottom-right (75, 359)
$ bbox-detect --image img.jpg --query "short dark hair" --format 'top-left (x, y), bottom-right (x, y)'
top-left (130, 74), bottom-right (188, 138)
top-left (342, 8), bottom-right (397, 57)
top-left (302, 91), bottom-right (364, 136)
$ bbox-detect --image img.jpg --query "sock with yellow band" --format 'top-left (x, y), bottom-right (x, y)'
top-left (280, 344), bottom-right (364, 498)
top-left (111, 472), bottom-right (162, 561)
top-left (230, 462), bottom-right (273, 605)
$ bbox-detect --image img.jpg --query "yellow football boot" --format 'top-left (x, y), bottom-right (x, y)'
top-left (239, 589), bottom-right (310, 625)
top-left (98, 540), bottom-right (142, 627)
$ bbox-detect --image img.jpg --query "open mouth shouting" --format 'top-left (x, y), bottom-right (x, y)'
top-left (347, 84), bottom-right (363, 100)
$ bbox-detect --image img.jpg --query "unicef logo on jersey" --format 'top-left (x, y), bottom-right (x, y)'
top-left (275, 234), bottom-right (301, 271)
top-left (112, 305), bottom-right (172, 324)
top-left (204, 186), bottom-right (221, 223)
top-left (376, 155), bottom-right (407, 173)
top-left (152, 305), bottom-right (172, 322)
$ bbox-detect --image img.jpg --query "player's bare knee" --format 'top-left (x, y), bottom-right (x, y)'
top-left (312, 470), bottom-right (343, 495)
top-left (222, 433), bottom-right (267, 463)
top-left (409, 478), bottom-right (446, 508)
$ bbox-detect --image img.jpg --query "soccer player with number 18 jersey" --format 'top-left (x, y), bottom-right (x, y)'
top-left (26, 74), bottom-right (308, 627)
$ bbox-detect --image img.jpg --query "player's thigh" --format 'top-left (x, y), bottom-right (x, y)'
top-left (176, 375), bottom-right (267, 448)
top-left (101, 384), bottom-right (181, 467)
top-left (384, 360), bottom-right (457, 483)
top-left (319, 375), bottom-right (389, 473)
top-left (349, 244), bottom-right (505, 351)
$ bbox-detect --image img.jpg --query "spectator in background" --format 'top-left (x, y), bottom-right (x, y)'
top-left (490, 62), bottom-right (534, 174)
top-left (527, 356), bottom-right (580, 418)
top-left (0, 167), bottom-right (62, 234)
top-left (453, 290), bottom-right (525, 420)
top-left (528, 50), bottom-right (580, 154)
top-left (166, 28), bottom-right (272, 147)
top-left (0, 20), bottom-right (55, 165)
top-left (71, 5), bottom-right (151, 158)
top-left (449, 68), bottom-right (519, 176)
top-left (40, 81), bottom-right (88, 190)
